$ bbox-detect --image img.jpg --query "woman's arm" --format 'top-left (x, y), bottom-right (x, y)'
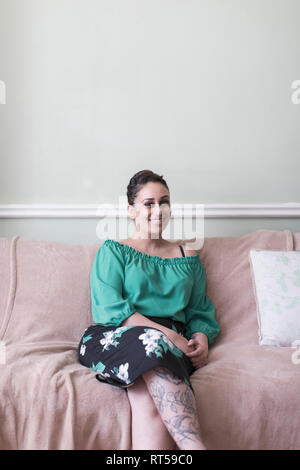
top-left (121, 312), bottom-right (176, 340)
top-left (122, 312), bottom-right (194, 355)
top-left (121, 312), bottom-right (175, 336)
top-left (183, 261), bottom-right (220, 345)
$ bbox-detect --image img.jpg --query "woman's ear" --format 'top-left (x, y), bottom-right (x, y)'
top-left (127, 204), bottom-right (136, 220)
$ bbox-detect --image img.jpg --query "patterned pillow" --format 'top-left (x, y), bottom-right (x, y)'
top-left (249, 250), bottom-right (300, 346)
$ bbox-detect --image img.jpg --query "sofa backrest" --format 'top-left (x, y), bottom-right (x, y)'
top-left (0, 236), bottom-right (100, 348)
top-left (196, 229), bottom-right (295, 347)
top-left (0, 230), bottom-right (297, 351)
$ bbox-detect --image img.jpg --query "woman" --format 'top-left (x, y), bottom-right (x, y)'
top-left (78, 169), bottom-right (220, 450)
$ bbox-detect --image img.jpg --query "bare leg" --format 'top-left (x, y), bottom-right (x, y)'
top-left (142, 367), bottom-right (206, 450)
top-left (127, 375), bottom-right (177, 450)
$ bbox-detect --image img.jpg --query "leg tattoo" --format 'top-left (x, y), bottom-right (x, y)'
top-left (143, 367), bottom-right (205, 450)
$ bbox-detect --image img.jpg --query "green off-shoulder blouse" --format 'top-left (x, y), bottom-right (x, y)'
top-left (90, 239), bottom-right (220, 345)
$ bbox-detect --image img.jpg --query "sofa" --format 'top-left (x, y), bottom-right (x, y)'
top-left (0, 229), bottom-right (300, 450)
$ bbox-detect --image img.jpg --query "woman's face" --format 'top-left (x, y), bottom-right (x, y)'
top-left (129, 182), bottom-right (171, 239)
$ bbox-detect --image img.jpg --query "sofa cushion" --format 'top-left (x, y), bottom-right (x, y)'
top-left (0, 237), bottom-right (15, 340)
top-left (194, 229), bottom-right (294, 347)
top-left (293, 231), bottom-right (300, 250)
top-left (249, 249), bottom-right (300, 346)
top-left (0, 349), bottom-right (131, 450)
top-left (192, 342), bottom-right (300, 450)
top-left (0, 236), bottom-right (100, 359)
top-left (0, 235), bottom-right (132, 449)
top-left (187, 228), bottom-right (300, 449)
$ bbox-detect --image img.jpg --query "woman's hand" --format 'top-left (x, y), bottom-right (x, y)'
top-left (185, 332), bottom-right (209, 370)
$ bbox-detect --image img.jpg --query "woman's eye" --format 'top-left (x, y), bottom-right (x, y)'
top-left (144, 202), bottom-right (169, 207)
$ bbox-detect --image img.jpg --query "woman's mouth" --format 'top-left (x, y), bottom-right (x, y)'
top-left (149, 218), bottom-right (162, 224)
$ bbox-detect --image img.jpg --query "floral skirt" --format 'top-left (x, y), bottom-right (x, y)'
top-left (78, 316), bottom-right (196, 393)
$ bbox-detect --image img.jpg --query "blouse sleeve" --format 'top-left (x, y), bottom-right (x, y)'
top-left (183, 261), bottom-right (220, 345)
top-left (90, 241), bottom-right (136, 326)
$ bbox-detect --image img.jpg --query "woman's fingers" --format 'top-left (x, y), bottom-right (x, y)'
top-left (188, 350), bottom-right (208, 367)
top-left (186, 346), bottom-right (203, 357)
top-left (186, 339), bottom-right (208, 369)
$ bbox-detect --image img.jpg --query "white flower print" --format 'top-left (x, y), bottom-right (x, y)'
top-left (139, 329), bottom-right (166, 357)
top-left (139, 329), bottom-right (162, 345)
top-left (80, 344), bottom-right (86, 356)
top-left (145, 343), bottom-right (156, 355)
top-left (104, 330), bottom-right (115, 340)
top-left (99, 330), bottom-right (116, 350)
top-left (99, 371), bottom-right (111, 378)
top-left (115, 327), bottom-right (130, 334)
top-left (99, 327), bottom-right (133, 351)
top-left (161, 334), bottom-right (175, 349)
top-left (91, 360), bottom-right (110, 377)
top-left (115, 363), bottom-right (130, 383)
top-left (139, 328), bottom-right (183, 359)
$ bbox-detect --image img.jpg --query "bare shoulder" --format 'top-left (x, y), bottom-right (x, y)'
top-left (183, 248), bottom-right (199, 257)
top-left (169, 241), bottom-right (198, 258)
top-left (180, 242), bottom-right (199, 257)
top-left (164, 240), bottom-right (200, 258)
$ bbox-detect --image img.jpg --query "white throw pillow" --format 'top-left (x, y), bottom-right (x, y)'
top-left (249, 250), bottom-right (300, 347)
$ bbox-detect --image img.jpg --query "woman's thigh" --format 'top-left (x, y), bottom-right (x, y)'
top-left (127, 373), bottom-right (177, 450)
top-left (127, 374), bottom-right (159, 418)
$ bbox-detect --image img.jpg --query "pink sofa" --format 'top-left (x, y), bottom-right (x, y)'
top-left (0, 229), bottom-right (300, 450)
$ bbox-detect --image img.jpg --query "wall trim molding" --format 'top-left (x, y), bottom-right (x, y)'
top-left (0, 203), bottom-right (300, 219)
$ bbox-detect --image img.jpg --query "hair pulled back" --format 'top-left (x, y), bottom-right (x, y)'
top-left (127, 169), bottom-right (169, 206)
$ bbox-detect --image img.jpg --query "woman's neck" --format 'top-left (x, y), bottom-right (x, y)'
top-left (130, 232), bottom-right (166, 250)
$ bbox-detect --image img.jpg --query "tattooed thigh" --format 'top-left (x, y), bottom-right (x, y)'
top-left (152, 367), bottom-right (183, 385)
top-left (149, 367), bottom-right (195, 414)
top-left (144, 367), bottom-right (203, 444)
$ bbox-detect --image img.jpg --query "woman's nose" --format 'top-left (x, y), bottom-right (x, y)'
top-left (150, 204), bottom-right (162, 217)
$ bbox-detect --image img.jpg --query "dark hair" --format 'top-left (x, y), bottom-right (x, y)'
top-left (127, 169), bottom-right (169, 206)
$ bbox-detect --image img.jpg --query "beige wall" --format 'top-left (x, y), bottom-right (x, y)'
top-left (0, 0), bottom-right (299, 242)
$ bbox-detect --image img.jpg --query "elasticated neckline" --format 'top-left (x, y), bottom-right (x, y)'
top-left (103, 239), bottom-right (200, 266)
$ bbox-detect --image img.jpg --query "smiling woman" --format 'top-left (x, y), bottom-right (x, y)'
top-left (126, 169), bottom-right (172, 241)
top-left (78, 169), bottom-right (220, 450)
